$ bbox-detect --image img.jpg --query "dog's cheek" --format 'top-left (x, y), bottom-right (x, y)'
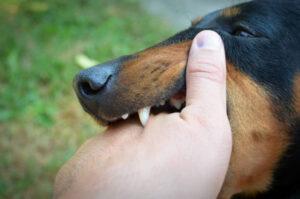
top-left (219, 64), bottom-right (290, 198)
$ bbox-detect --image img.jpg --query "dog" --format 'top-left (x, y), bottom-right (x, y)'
top-left (60, 0), bottom-right (300, 198)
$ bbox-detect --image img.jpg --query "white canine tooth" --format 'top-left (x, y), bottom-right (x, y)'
top-left (160, 101), bottom-right (166, 106)
top-left (170, 98), bottom-right (185, 110)
top-left (121, 113), bottom-right (129, 120)
top-left (138, 107), bottom-right (151, 126)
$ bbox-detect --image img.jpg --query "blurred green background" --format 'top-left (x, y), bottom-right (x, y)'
top-left (0, 0), bottom-right (172, 198)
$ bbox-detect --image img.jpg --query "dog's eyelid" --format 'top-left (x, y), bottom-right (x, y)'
top-left (235, 23), bottom-right (251, 31)
top-left (232, 23), bottom-right (260, 38)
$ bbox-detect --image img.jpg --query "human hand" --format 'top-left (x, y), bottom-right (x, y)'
top-left (54, 30), bottom-right (232, 199)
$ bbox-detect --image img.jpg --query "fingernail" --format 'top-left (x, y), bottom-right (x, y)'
top-left (196, 31), bottom-right (221, 50)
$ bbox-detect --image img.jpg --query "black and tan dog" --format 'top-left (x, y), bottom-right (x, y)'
top-left (63, 0), bottom-right (300, 198)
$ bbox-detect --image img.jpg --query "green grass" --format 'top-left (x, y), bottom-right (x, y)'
top-left (0, 0), bottom-right (172, 198)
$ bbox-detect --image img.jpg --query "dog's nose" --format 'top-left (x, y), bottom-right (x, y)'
top-left (73, 56), bottom-right (131, 116)
top-left (74, 58), bottom-right (120, 109)
top-left (77, 69), bottom-right (111, 97)
top-left (76, 67), bottom-right (111, 97)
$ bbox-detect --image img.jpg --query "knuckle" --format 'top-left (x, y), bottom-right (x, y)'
top-left (188, 61), bottom-right (226, 83)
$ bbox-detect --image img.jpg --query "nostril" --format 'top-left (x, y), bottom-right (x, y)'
top-left (79, 81), bottom-right (102, 96)
top-left (77, 73), bottom-right (112, 97)
top-left (75, 63), bottom-right (116, 98)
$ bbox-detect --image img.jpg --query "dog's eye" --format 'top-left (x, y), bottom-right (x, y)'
top-left (234, 30), bottom-right (253, 37)
top-left (232, 26), bottom-right (256, 37)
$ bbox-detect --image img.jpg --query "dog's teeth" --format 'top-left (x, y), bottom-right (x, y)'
top-left (160, 101), bottom-right (166, 106)
top-left (121, 113), bottom-right (129, 120)
top-left (170, 98), bottom-right (184, 110)
top-left (138, 107), bottom-right (151, 126)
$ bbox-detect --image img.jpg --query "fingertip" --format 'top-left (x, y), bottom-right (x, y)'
top-left (194, 30), bottom-right (223, 50)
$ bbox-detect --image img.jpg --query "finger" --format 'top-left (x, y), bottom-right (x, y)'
top-left (183, 30), bottom-right (227, 120)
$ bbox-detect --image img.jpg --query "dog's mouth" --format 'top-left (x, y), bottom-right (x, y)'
top-left (96, 90), bottom-right (186, 126)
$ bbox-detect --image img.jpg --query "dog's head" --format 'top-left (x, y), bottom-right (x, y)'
top-left (74, 0), bottom-right (300, 197)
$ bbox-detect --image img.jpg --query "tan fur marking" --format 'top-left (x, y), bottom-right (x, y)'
top-left (295, 74), bottom-right (300, 114)
top-left (117, 41), bottom-right (192, 108)
top-left (218, 64), bottom-right (289, 199)
top-left (191, 16), bottom-right (203, 26)
top-left (222, 7), bottom-right (241, 18)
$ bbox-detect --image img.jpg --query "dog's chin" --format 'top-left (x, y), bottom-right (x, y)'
top-left (86, 90), bottom-right (186, 127)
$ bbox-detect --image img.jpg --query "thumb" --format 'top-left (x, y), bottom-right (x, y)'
top-left (183, 30), bottom-right (227, 121)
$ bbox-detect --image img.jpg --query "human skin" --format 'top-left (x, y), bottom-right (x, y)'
top-left (54, 30), bottom-right (232, 199)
